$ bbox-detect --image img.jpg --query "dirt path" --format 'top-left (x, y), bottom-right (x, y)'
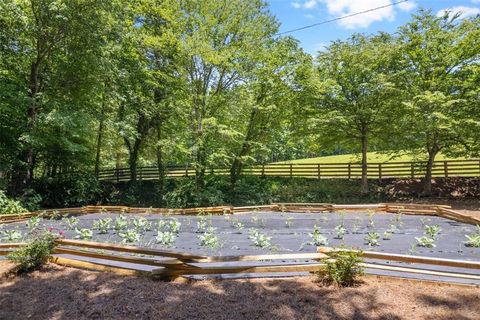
top-left (1, 262), bottom-right (479, 320)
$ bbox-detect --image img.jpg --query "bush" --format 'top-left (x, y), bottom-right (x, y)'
top-left (33, 172), bottom-right (100, 208)
top-left (7, 230), bottom-right (58, 272)
top-left (0, 190), bottom-right (27, 214)
top-left (321, 249), bottom-right (364, 287)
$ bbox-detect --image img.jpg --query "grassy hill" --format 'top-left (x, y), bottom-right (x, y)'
top-left (275, 152), bottom-right (466, 164)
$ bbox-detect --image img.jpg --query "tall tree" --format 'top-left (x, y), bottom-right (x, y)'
top-left (315, 33), bottom-right (401, 194)
top-left (397, 10), bottom-right (480, 195)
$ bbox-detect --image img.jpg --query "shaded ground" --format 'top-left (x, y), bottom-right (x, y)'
top-left (1, 262), bottom-right (479, 320)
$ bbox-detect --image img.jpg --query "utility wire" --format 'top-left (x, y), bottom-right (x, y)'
top-left (274, 0), bottom-right (410, 36)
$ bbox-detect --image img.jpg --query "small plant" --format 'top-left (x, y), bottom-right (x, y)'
top-left (198, 227), bottom-right (221, 248)
top-left (463, 225), bottom-right (480, 247)
top-left (308, 225), bottom-right (328, 246)
top-left (230, 218), bottom-right (244, 230)
top-left (114, 215), bottom-right (129, 231)
top-left (416, 236), bottom-right (436, 248)
top-left (285, 217), bottom-right (294, 228)
top-left (382, 231), bottom-right (392, 240)
top-left (26, 216), bottom-right (41, 230)
top-left (367, 210), bottom-right (375, 228)
top-left (155, 231), bottom-right (177, 247)
top-left (64, 216), bottom-right (79, 230)
top-left (364, 232), bottom-right (380, 246)
top-left (464, 233), bottom-right (480, 248)
top-left (48, 210), bottom-right (62, 220)
top-left (387, 224), bottom-right (397, 234)
top-left (158, 219), bottom-right (181, 234)
top-left (424, 225), bottom-right (441, 240)
top-left (2, 229), bottom-right (23, 241)
top-left (196, 216), bottom-right (210, 233)
top-left (93, 218), bottom-right (112, 234)
top-left (248, 228), bottom-right (272, 248)
top-left (7, 230), bottom-right (58, 272)
top-left (320, 249), bottom-right (364, 287)
top-left (132, 217), bottom-right (152, 233)
top-left (334, 225), bottom-right (346, 239)
top-left (119, 229), bottom-right (140, 243)
top-left (75, 228), bottom-right (93, 240)
top-left (251, 216), bottom-right (266, 228)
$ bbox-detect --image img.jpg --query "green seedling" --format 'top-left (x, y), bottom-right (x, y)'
top-left (2, 229), bottom-right (23, 241)
top-left (75, 228), bottom-right (93, 240)
top-left (198, 227), bottom-right (221, 248)
top-left (93, 218), bottom-right (112, 234)
top-left (155, 231), bottom-right (177, 247)
top-left (248, 228), bottom-right (272, 248)
top-left (416, 236), bottom-right (436, 248)
top-left (335, 225), bottom-right (346, 239)
top-left (364, 232), bottom-right (380, 246)
top-left (119, 229), bottom-right (140, 243)
top-left (114, 215), bottom-right (129, 231)
top-left (308, 225), bottom-right (328, 246)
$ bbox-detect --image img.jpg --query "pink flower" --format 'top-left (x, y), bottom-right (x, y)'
top-left (48, 227), bottom-right (53, 232)
top-left (59, 230), bottom-right (65, 236)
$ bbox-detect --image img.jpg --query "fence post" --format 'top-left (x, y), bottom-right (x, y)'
top-left (261, 164), bottom-right (265, 177)
top-left (411, 163), bottom-right (415, 179)
top-left (116, 168), bottom-right (120, 183)
top-left (290, 164), bottom-right (293, 178)
top-left (185, 166), bottom-right (188, 177)
top-left (444, 161), bottom-right (448, 178)
top-left (318, 164), bottom-right (321, 179)
top-left (378, 163), bottom-right (382, 182)
top-left (348, 163), bottom-right (351, 179)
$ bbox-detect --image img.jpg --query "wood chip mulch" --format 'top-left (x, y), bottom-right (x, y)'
top-left (1, 262), bottom-right (479, 320)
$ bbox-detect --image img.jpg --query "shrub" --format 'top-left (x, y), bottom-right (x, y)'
top-left (0, 191), bottom-right (27, 215)
top-left (321, 250), bottom-right (364, 287)
top-left (7, 230), bottom-right (58, 272)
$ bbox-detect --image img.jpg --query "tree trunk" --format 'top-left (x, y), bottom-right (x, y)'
top-left (360, 130), bottom-right (369, 195)
top-left (156, 125), bottom-right (165, 206)
top-left (422, 147), bottom-right (439, 196)
top-left (94, 91), bottom-right (107, 177)
top-left (128, 140), bottom-right (142, 183)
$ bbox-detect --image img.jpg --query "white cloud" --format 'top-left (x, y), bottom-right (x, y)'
top-left (398, 1), bottom-right (416, 12)
top-left (291, 0), bottom-right (319, 9)
top-left (304, 13), bottom-right (315, 20)
top-left (472, 0), bottom-right (480, 3)
top-left (437, 6), bottom-right (480, 19)
top-left (321, 0), bottom-right (396, 29)
top-left (291, 2), bottom-right (301, 9)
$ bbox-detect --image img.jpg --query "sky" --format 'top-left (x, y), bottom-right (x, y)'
top-left (267, 0), bottom-right (480, 54)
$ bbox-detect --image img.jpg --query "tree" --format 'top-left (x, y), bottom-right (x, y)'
top-left (315, 33), bottom-right (401, 194)
top-left (397, 10), bottom-right (480, 195)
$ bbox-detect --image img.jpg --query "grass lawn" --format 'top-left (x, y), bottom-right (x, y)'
top-left (275, 151), bottom-right (467, 164)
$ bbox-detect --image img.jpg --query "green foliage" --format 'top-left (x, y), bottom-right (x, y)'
top-left (114, 215), bottom-right (129, 231)
top-left (334, 225), bottom-right (346, 239)
top-left (464, 226), bottom-right (480, 248)
top-left (308, 225), bottom-right (328, 246)
top-left (0, 191), bottom-right (27, 215)
top-left (132, 217), bottom-right (152, 233)
top-left (248, 228), bottom-right (272, 248)
top-left (155, 231), bottom-right (177, 247)
top-left (424, 225), bottom-right (441, 240)
top-left (64, 216), bottom-right (79, 230)
top-left (364, 232), bottom-right (380, 246)
top-left (322, 250), bottom-right (364, 287)
top-left (198, 227), bottom-right (221, 249)
top-left (415, 236), bottom-right (436, 248)
top-left (119, 229), bottom-right (140, 243)
top-left (93, 218), bottom-right (112, 234)
top-left (74, 228), bottom-right (93, 240)
top-left (2, 229), bottom-right (23, 242)
top-left (7, 230), bottom-right (57, 273)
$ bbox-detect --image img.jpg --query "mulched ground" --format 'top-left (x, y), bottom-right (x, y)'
top-left (1, 262), bottom-right (479, 320)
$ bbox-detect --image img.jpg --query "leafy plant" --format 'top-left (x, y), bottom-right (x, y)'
top-left (26, 216), bottom-right (41, 230)
top-left (382, 231), bottom-right (392, 240)
top-left (158, 219), bottom-right (181, 234)
top-left (230, 218), bottom-right (244, 230)
top-left (155, 231), bottom-right (177, 247)
top-left (364, 232), bottom-right (380, 246)
top-left (308, 225), bottom-right (328, 246)
top-left (64, 216), bottom-right (79, 230)
top-left (334, 225), bottom-right (346, 239)
top-left (132, 217), bottom-right (152, 233)
top-left (196, 216), bottom-right (210, 233)
top-left (415, 236), bottom-right (436, 248)
top-left (0, 191), bottom-right (27, 215)
top-left (75, 228), bottom-right (93, 240)
top-left (464, 225), bottom-right (480, 247)
top-left (114, 215), bottom-right (129, 231)
top-left (367, 210), bottom-right (375, 228)
top-left (251, 216), bottom-right (266, 228)
top-left (248, 228), bottom-right (272, 248)
top-left (321, 249), bottom-right (364, 287)
top-left (2, 229), bottom-right (23, 241)
top-left (424, 225), bottom-right (441, 239)
top-left (7, 230), bottom-right (58, 272)
top-left (285, 217), bottom-right (294, 228)
top-left (119, 229), bottom-right (140, 243)
top-left (93, 218), bottom-right (112, 234)
top-left (198, 227), bottom-right (221, 248)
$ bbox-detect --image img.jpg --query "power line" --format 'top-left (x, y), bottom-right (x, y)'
top-left (274, 0), bottom-right (410, 36)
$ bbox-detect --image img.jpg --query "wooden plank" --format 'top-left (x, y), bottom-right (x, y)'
top-left (317, 247), bottom-right (480, 270)
top-left (362, 263), bottom-right (480, 281)
top-left (49, 256), bottom-right (150, 276)
top-left (204, 252), bottom-right (329, 263)
top-left (152, 263), bottom-right (325, 276)
top-left (0, 243), bottom-right (26, 249)
top-left (56, 239), bottom-right (208, 261)
top-left (53, 247), bottom-right (188, 269)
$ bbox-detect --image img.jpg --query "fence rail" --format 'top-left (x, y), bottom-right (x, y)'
top-left (97, 159), bottom-right (480, 182)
